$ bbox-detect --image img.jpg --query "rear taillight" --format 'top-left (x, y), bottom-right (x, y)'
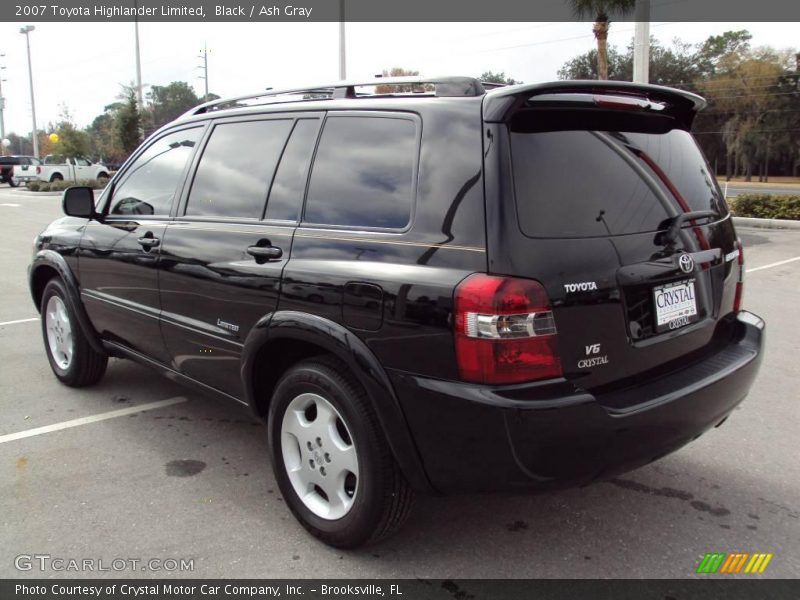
top-left (36, 166), bottom-right (41, 174)
top-left (454, 274), bottom-right (562, 385)
top-left (733, 240), bottom-right (745, 313)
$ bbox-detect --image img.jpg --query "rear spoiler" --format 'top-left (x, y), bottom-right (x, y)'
top-left (482, 80), bottom-right (706, 130)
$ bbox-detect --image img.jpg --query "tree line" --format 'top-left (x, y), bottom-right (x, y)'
top-left (559, 30), bottom-right (800, 181)
top-left (4, 82), bottom-right (217, 167)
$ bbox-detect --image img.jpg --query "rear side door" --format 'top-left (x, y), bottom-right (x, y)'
top-left (158, 113), bottom-right (323, 399)
top-left (79, 125), bottom-right (205, 363)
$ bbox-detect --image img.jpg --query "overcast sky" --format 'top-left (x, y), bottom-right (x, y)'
top-left (0, 21), bottom-right (796, 136)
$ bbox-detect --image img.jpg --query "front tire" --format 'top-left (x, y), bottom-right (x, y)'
top-left (268, 357), bottom-right (413, 548)
top-left (41, 279), bottom-right (108, 387)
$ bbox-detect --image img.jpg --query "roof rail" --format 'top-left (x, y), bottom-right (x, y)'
top-left (183, 76), bottom-right (486, 117)
top-left (479, 81), bottom-right (509, 90)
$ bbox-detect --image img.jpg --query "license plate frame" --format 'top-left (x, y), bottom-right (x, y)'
top-left (653, 278), bottom-right (698, 332)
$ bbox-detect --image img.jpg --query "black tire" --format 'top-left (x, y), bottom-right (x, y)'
top-left (8, 177), bottom-right (19, 188)
top-left (268, 357), bottom-right (414, 548)
top-left (50, 173), bottom-right (63, 182)
top-left (40, 279), bottom-right (108, 387)
top-left (97, 172), bottom-right (109, 181)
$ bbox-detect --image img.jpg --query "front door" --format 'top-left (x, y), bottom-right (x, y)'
top-left (79, 125), bottom-right (205, 363)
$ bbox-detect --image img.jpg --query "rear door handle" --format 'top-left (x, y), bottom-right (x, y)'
top-left (137, 235), bottom-right (160, 249)
top-left (247, 245), bottom-right (283, 260)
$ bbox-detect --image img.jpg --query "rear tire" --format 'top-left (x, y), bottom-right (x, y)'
top-left (50, 173), bottom-right (63, 182)
top-left (268, 357), bottom-right (414, 548)
top-left (8, 178), bottom-right (19, 188)
top-left (40, 279), bottom-right (107, 387)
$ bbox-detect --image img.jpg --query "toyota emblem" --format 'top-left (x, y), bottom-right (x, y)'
top-left (678, 254), bottom-right (694, 273)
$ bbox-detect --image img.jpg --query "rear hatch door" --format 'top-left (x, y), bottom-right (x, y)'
top-left (483, 83), bottom-right (741, 398)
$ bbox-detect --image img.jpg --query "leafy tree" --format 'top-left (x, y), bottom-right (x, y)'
top-left (5, 132), bottom-right (32, 155)
top-left (375, 68), bottom-right (431, 93)
top-left (695, 30), bottom-right (752, 79)
top-left (558, 46), bottom-right (630, 80)
top-left (569, 0), bottom-right (636, 80)
top-left (146, 81), bottom-right (200, 131)
top-left (53, 106), bottom-right (90, 159)
top-left (479, 71), bottom-right (522, 85)
top-left (558, 37), bottom-right (700, 87)
top-left (115, 87), bottom-right (142, 156)
top-left (699, 48), bottom-right (795, 181)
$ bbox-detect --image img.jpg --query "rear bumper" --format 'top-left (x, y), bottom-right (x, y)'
top-left (390, 311), bottom-right (764, 493)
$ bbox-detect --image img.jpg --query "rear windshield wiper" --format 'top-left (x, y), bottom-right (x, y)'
top-left (664, 210), bottom-right (716, 244)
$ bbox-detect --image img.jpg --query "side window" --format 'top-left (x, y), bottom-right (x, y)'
top-left (75, 157), bottom-right (90, 166)
top-left (186, 119), bottom-right (293, 219)
top-left (304, 115), bottom-right (416, 229)
top-left (265, 119), bottom-right (319, 222)
top-left (109, 128), bottom-right (201, 217)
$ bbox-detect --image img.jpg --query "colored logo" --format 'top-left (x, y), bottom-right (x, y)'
top-left (696, 552), bottom-right (773, 574)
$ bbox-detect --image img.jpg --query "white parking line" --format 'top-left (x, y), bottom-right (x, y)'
top-left (0, 203), bottom-right (21, 207)
top-left (747, 256), bottom-right (800, 273)
top-left (0, 396), bottom-right (188, 444)
top-left (0, 317), bottom-right (38, 326)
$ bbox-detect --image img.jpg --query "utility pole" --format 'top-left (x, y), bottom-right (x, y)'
top-left (0, 54), bottom-right (7, 142)
top-left (134, 0), bottom-right (144, 110)
top-left (20, 25), bottom-right (38, 159)
top-left (198, 43), bottom-right (209, 100)
top-left (632, 0), bottom-right (650, 84)
top-left (338, 0), bottom-right (346, 80)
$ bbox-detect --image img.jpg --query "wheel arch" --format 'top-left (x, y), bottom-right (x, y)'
top-left (242, 310), bottom-right (433, 492)
top-left (29, 250), bottom-right (106, 356)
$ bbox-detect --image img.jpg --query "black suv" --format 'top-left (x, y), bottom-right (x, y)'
top-left (29, 77), bottom-right (764, 548)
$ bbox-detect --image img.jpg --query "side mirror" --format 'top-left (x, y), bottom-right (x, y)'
top-left (62, 186), bottom-right (96, 219)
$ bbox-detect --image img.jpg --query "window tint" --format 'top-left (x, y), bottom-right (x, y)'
top-left (110, 128), bottom-right (201, 216)
top-left (265, 119), bottom-right (319, 221)
top-left (186, 119), bottom-right (293, 219)
top-left (511, 129), bottom-right (726, 238)
top-left (304, 116), bottom-right (416, 229)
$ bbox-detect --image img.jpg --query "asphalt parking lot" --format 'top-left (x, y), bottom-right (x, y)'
top-left (1, 184), bottom-right (798, 579)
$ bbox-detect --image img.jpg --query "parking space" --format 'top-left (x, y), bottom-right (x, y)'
top-left (1, 184), bottom-right (798, 579)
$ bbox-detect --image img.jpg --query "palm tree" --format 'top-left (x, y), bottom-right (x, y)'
top-left (570, 0), bottom-right (636, 80)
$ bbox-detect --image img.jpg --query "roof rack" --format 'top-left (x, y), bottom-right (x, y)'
top-left (478, 81), bottom-right (509, 90)
top-left (184, 76), bottom-right (487, 117)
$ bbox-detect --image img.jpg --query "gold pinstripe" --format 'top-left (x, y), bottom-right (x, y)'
top-left (89, 221), bottom-right (486, 252)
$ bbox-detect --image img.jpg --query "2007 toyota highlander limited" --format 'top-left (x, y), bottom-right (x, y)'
top-left (29, 77), bottom-right (764, 547)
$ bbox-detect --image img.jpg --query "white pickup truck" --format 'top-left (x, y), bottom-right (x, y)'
top-left (36, 155), bottom-right (111, 183)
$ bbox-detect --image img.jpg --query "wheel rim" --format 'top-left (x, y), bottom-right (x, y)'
top-left (281, 392), bottom-right (359, 520)
top-left (45, 295), bottom-right (74, 370)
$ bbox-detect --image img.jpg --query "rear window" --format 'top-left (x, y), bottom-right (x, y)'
top-left (511, 129), bottom-right (727, 238)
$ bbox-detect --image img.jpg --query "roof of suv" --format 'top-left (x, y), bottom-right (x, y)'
top-left (172, 76), bottom-right (706, 133)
